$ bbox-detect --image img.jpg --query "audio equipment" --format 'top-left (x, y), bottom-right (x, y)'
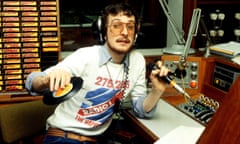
top-left (196, 5), bottom-right (240, 45)
top-left (177, 95), bottom-right (219, 125)
top-left (212, 62), bottom-right (240, 91)
top-left (162, 55), bottom-right (202, 92)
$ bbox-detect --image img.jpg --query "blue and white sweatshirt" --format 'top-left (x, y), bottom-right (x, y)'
top-left (25, 44), bottom-right (157, 136)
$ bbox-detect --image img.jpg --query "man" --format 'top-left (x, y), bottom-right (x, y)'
top-left (25, 3), bottom-right (169, 144)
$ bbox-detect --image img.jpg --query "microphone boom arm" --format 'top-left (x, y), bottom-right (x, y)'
top-left (179, 8), bottom-right (202, 69)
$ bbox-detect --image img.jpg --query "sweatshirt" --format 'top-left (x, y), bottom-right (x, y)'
top-left (25, 44), bottom-right (157, 136)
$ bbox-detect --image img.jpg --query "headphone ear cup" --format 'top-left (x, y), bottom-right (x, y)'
top-left (97, 16), bottom-right (104, 44)
top-left (134, 34), bottom-right (138, 45)
top-left (133, 23), bottom-right (141, 46)
top-left (92, 16), bottom-right (104, 44)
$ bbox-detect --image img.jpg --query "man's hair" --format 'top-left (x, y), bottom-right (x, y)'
top-left (101, 3), bottom-right (139, 37)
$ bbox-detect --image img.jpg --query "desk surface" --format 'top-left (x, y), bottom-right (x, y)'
top-left (124, 99), bottom-right (205, 143)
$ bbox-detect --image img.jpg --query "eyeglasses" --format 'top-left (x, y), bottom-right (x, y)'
top-left (108, 20), bottom-right (135, 35)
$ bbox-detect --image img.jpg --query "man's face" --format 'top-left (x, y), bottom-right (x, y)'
top-left (105, 13), bottom-right (136, 54)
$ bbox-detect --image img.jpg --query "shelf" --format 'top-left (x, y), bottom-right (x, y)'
top-left (0, 0), bottom-right (61, 93)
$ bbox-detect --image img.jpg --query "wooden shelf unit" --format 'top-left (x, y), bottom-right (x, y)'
top-left (0, 0), bottom-right (61, 94)
top-left (0, 0), bottom-right (61, 103)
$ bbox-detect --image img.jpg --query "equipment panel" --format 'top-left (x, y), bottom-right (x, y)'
top-left (161, 55), bottom-right (203, 93)
top-left (212, 62), bottom-right (240, 91)
top-left (164, 60), bottom-right (199, 89)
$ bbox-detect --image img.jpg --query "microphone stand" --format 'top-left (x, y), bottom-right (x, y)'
top-left (174, 8), bottom-right (201, 105)
top-left (158, 4), bottom-right (202, 103)
top-left (198, 16), bottom-right (213, 58)
top-left (177, 8), bottom-right (201, 78)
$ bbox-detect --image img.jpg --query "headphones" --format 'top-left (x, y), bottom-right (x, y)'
top-left (92, 16), bottom-right (105, 44)
top-left (92, 16), bottom-right (140, 45)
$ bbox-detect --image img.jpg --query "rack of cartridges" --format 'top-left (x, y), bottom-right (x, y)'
top-left (0, 0), bottom-right (60, 93)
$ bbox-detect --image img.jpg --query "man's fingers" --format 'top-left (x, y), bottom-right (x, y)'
top-left (47, 69), bottom-right (72, 91)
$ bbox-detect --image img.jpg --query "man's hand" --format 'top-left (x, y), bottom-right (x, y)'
top-left (32, 69), bottom-right (72, 93)
top-left (149, 61), bottom-right (169, 92)
top-left (46, 69), bottom-right (72, 91)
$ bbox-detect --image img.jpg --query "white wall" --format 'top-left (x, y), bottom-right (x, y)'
top-left (166, 0), bottom-right (184, 47)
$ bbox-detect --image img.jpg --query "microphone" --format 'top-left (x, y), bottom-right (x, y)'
top-left (148, 63), bottom-right (195, 104)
